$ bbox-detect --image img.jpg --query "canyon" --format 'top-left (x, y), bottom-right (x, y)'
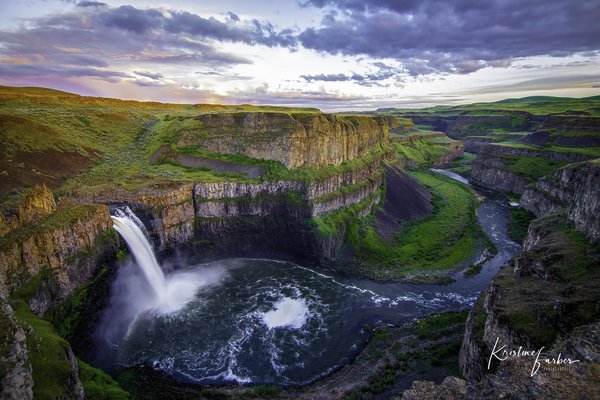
top-left (1, 88), bottom-right (599, 399)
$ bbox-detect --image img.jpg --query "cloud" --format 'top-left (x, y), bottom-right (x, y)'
top-left (300, 62), bottom-right (401, 87)
top-left (90, 5), bottom-right (296, 47)
top-left (0, 3), bottom-right (295, 87)
top-left (463, 74), bottom-right (600, 95)
top-left (134, 70), bottom-right (163, 80)
top-left (0, 63), bottom-right (131, 82)
top-left (301, 73), bottom-right (351, 82)
top-left (76, 1), bottom-right (107, 7)
top-left (300, 0), bottom-right (600, 75)
top-left (226, 85), bottom-right (368, 108)
top-left (196, 71), bottom-right (224, 76)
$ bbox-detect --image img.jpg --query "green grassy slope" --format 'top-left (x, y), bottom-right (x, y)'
top-left (352, 170), bottom-right (481, 281)
top-left (0, 86), bottom-right (327, 203)
top-left (377, 95), bottom-right (600, 116)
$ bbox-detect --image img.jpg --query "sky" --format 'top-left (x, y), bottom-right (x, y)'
top-left (0, 0), bottom-right (599, 111)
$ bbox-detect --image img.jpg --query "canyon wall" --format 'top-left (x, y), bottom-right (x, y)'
top-left (0, 186), bottom-right (118, 314)
top-left (174, 112), bottom-right (390, 168)
top-left (470, 144), bottom-right (591, 194)
top-left (470, 151), bottom-right (529, 194)
top-left (77, 153), bottom-right (386, 263)
top-left (0, 301), bottom-right (33, 400)
top-left (404, 321), bottom-right (600, 400)
top-left (0, 187), bottom-right (118, 400)
top-left (404, 113), bottom-right (600, 140)
top-left (521, 161), bottom-right (600, 243)
top-left (456, 214), bottom-right (600, 394)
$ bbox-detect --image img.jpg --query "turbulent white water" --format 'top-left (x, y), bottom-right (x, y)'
top-left (262, 297), bottom-right (310, 329)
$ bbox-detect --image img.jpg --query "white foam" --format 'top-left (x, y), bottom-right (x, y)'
top-left (262, 298), bottom-right (309, 329)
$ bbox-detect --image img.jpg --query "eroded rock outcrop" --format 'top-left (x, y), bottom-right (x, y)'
top-left (174, 112), bottom-right (391, 169)
top-left (458, 296), bottom-right (487, 381)
top-left (471, 144), bottom-right (591, 194)
top-left (0, 203), bottom-right (118, 313)
top-left (0, 184), bottom-right (57, 235)
top-left (18, 184), bottom-right (56, 225)
top-left (521, 161), bottom-right (600, 242)
top-left (0, 301), bottom-right (33, 400)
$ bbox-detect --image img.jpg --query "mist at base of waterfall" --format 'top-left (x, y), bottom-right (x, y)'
top-left (95, 257), bottom-right (230, 351)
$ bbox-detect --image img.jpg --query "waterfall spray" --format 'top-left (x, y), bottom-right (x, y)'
top-left (108, 206), bottom-right (228, 316)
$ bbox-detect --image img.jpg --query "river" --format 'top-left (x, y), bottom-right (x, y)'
top-left (94, 170), bottom-right (520, 386)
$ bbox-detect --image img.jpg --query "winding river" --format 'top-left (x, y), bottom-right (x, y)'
top-left (94, 170), bottom-right (520, 386)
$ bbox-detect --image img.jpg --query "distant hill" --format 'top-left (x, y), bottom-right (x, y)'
top-left (495, 96), bottom-right (577, 104)
top-left (376, 94), bottom-right (600, 116)
top-left (0, 85), bottom-right (321, 113)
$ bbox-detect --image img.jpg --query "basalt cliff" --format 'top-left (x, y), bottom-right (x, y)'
top-left (0, 87), bottom-right (469, 400)
top-left (3, 88), bottom-right (598, 400)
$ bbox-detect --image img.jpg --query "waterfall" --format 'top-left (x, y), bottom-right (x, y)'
top-left (111, 207), bottom-right (166, 303)
top-left (108, 206), bottom-right (228, 317)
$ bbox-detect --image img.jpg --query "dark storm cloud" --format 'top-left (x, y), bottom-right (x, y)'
top-left (94, 5), bottom-right (296, 47)
top-left (99, 6), bottom-right (163, 34)
top-left (300, 0), bottom-right (600, 75)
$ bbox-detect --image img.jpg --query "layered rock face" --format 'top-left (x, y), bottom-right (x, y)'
top-left (79, 153), bottom-right (387, 256)
top-left (77, 183), bottom-right (197, 252)
top-left (470, 150), bottom-right (530, 194)
top-left (521, 161), bottom-right (600, 242)
top-left (174, 112), bottom-right (390, 168)
top-left (0, 194), bottom-right (118, 314)
top-left (470, 144), bottom-right (590, 194)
